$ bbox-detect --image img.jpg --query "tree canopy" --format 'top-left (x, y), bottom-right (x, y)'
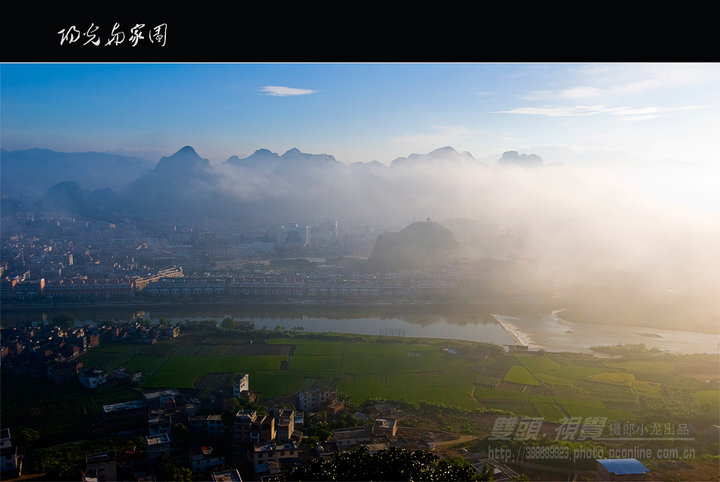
top-left (282, 446), bottom-right (492, 481)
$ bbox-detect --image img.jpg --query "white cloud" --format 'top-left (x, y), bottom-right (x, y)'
top-left (259, 85), bottom-right (317, 96)
top-left (494, 104), bottom-right (705, 119)
top-left (519, 64), bottom-right (720, 104)
top-left (494, 105), bottom-right (616, 117)
top-left (522, 87), bottom-right (602, 101)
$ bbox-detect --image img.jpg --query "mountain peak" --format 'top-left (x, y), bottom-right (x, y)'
top-left (498, 150), bottom-right (543, 168)
top-left (391, 146), bottom-right (477, 167)
top-left (225, 148), bottom-right (281, 167)
top-left (155, 146), bottom-right (210, 171)
top-left (428, 146), bottom-right (459, 157)
top-left (280, 148), bottom-right (339, 164)
top-left (176, 145), bottom-right (199, 155)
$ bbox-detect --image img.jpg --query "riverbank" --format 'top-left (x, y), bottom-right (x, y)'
top-left (491, 314), bottom-right (536, 349)
top-left (0, 298), bottom-right (554, 325)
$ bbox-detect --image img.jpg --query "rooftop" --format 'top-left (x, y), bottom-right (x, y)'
top-left (596, 458), bottom-right (650, 475)
top-left (211, 469), bottom-right (243, 482)
top-left (146, 433), bottom-right (171, 446)
top-left (102, 400), bottom-right (146, 413)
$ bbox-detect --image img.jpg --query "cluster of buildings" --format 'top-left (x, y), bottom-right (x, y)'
top-left (62, 373), bottom-right (407, 481)
top-left (0, 215), bottom-right (356, 301)
top-left (94, 387), bottom-right (243, 480)
top-left (2, 261), bottom-right (520, 303)
top-left (1, 213), bottom-right (534, 305)
top-left (0, 319), bottom-right (179, 381)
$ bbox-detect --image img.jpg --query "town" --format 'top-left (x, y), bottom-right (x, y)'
top-left (1, 214), bottom-right (529, 306)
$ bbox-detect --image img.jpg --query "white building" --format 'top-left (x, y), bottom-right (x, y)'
top-left (276, 224), bottom-right (310, 246)
top-left (0, 428), bottom-right (20, 478)
top-left (253, 442), bottom-right (300, 467)
top-left (298, 387), bottom-right (338, 412)
top-left (78, 368), bottom-right (107, 389)
top-left (233, 373), bottom-right (249, 398)
top-left (190, 446), bottom-right (225, 474)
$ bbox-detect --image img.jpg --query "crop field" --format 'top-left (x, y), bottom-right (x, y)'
top-left (56, 330), bottom-right (719, 430)
top-left (503, 365), bottom-right (541, 386)
top-left (584, 371), bottom-right (635, 387)
top-left (517, 355), bottom-right (561, 373)
top-left (194, 372), bottom-right (234, 393)
top-left (121, 355), bottom-right (165, 376)
top-left (290, 354), bottom-right (342, 372)
top-left (692, 389), bottom-right (719, 410)
top-left (531, 398), bottom-right (567, 420)
top-left (144, 355), bottom-right (286, 388)
top-left (475, 374), bottom-right (501, 387)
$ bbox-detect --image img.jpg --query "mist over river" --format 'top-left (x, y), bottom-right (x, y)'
top-left (492, 310), bottom-right (719, 355)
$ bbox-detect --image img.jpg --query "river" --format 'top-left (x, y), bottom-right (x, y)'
top-left (2, 303), bottom-right (717, 355)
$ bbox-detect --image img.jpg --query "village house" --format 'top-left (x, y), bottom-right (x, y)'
top-left (82, 451), bottom-right (117, 482)
top-left (298, 387), bottom-right (338, 412)
top-left (190, 446), bottom-right (225, 474)
top-left (78, 367), bottom-right (107, 389)
top-left (233, 373), bottom-right (249, 398)
top-left (145, 433), bottom-right (172, 463)
top-left (330, 426), bottom-right (374, 450)
top-left (233, 410), bottom-right (276, 444)
top-left (0, 429), bottom-right (21, 479)
top-left (373, 418), bottom-right (398, 438)
top-left (211, 469), bottom-right (243, 482)
top-left (190, 414), bottom-right (225, 436)
top-left (253, 441), bottom-right (301, 477)
top-left (147, 409), bottom-right (174, 437)
top-left (274, 408), bottom-right (296, 442)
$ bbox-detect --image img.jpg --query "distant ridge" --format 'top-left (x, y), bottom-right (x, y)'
top-left (0, 147), bottom-right (154, 195)
top-left (390, 146), bottom-right (480, 167)
top-left (3, 144), bottom-right (546, 224)
top-left (497, 150), bottom-right (543, 168)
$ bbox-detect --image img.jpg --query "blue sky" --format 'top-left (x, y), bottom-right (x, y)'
top-left (2, 62), bottom-right (719, 167)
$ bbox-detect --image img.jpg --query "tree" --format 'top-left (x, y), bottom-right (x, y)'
top-left (52, 312), bottom-right (76, 329)
top-left (154, 460), bottom-right (193, 481)
top-left (221, 317), bottom-right (235, 330)
top-left (171, 423), bottom-right (188, 450)
top-left (282, 446), bottom-right (492, 481)
top-left (13, 428), bottom-right (39, 452)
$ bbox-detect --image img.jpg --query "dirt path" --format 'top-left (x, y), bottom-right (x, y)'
top-left (431, 433), bottom-right (479, 457)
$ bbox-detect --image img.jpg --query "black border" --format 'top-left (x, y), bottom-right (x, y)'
top-left (1, 8), bottom-right (716, 63)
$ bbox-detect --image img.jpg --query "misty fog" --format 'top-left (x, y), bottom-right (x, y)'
top-left (211, 147), bottom-right (720, 333)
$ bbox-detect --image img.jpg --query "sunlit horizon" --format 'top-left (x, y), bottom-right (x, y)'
top-left (2, 63), bottom-right (719, 169)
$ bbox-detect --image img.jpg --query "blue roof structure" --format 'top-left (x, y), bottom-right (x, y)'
top-left (597, 458), bottom-right (650, 475)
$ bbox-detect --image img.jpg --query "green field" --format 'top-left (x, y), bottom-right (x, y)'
top-left (584, 371), bottom-right (635, 387)
top-left (42, 331), bottom-right (715, 427)
top-left (692, 390), bottom-right (719, 410)
top-left (145, 355), bottom-right (287, 388)
top-left (503, 365), bottom-right (541, 386)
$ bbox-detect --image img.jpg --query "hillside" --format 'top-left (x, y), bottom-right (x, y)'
top-left (368, 221), bottom-right (462, 271)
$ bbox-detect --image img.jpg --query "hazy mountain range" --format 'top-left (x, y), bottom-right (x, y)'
top-left (0, 145), bottom-right (540, 224)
